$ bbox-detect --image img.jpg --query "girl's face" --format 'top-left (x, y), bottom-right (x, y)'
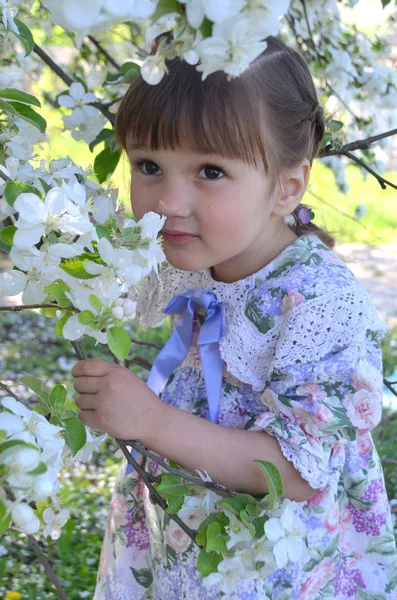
top-left (127, 145), bottom-right (303, 282)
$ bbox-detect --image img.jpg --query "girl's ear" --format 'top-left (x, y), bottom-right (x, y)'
top-left (273, 159), bottom-right (311, 217)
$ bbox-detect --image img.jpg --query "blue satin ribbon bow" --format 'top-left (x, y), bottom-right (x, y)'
top-left (126, 289), bottom-right (224, 475)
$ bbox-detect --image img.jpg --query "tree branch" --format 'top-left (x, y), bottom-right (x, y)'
top-left (28, 535), bottom-right (72, 600)
top-left (343, 150), bottom-right (397, 191)
top-left (320, 127), bottom-right (397, 156)
top-left (0, 380), bottom-right (29, 406)
top-left (126, 440), bottom-right (236, 498)
top-left (33, 43), bottom-right (115, 125)
top-left (0, 303), bottom-right (63, 312)
top-left (383, 378), bottom-right (397, 398)
top-left (87, 35), bottom-right (121, 70)
top-left (70, 341), bottom-right (201, 546)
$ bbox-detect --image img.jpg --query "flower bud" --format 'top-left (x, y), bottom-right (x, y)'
top-left (123, 299), bottom-right (137, 317)
top-left (112, 306), bottom-right (124, 320)
top-left (114, 297), bottom-right (125, 306)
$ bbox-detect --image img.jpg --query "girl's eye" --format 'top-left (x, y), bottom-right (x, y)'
top-left (199, 165), bottom-right (225, 180)
top-left (135, 160), bottom-right (161, 176)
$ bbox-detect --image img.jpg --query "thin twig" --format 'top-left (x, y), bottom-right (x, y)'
top-left (322, 127), bottom-right (397, 155)
top-left (70, 341), bottom-right (201, 546)
top-left (383, 378), bottom-right (397, 398)
top-left (28, 535), bottom-right (72, 600)
top-left (33, 43), bottom-right (115, 125)
top-left (116, 441), bottom-right (199, 545)
top-left (127, 440), bottom-right (236, 498)
top-left (344, 151), bottom-right (397, 191)
top-left (127, 356), bottom-right (154, 371)
top-left (0, 381), bottom-right (30, 406)
top-left (0, 303), bottom-right (63, 311)
top-left (130, 337), bottom-right (162, 350)
top-left (87, 35), bottom-right (121, 70)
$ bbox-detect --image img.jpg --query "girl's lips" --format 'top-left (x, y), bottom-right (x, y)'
top-left (162, 232), bottom-right (199, 243)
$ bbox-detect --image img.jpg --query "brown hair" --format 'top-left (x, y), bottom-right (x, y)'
top-left (116, 35), bottom-right (335, 248)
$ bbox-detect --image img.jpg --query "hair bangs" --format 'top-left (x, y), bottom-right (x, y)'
top-left (116, 58), bottom-right (270, 172)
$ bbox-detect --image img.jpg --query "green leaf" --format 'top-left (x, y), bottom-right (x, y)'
top-left (14, 18), bottom-right (35, 56)
top-left (0, 431), bottom-right (7, 443)
top-left (107, 326), bottom-right (132, 361)
top-left (0, 88), bottom-right (40, 107)
top-left (130, 567), bottom-right (153, 589)
top-left (94, 147), bottom-right (121, 183)
top-left (27, 462), bottom-right (48, 476)
top-left (206, 522), bottom-right (228, 553)
top-left (4, 181), bottom-right (42, 207)
top-left (155, 474), bottom-right (188, 497)
top-left (44, 280), bottom-right (71, 308)
top-left (40, 307), bottom-right (58, 318)
top-left (7, 101), bottom-right (46, 133)
top-left (253, 460), bottom-right (284, 509)
top-left (49, 385), bottom-right (67, 411)
top-left (151, 0), bottom-right (179, 21)
top-left (197, 549), bottom-right (222, 577)
top-left (198, 512), bottom-right (230, 533)
top-left (19, 375), bottom-right (49, 404)
top-left (89, 294), bottom-right (102, 313)
top-left (95, 224), bottom-right (112, 241)
top-left (78, 310), bottom-right (96, 326)
top-left (327, 119), bottom-right (344, 133)
top-left (38, 177), bottom-right (52, 195)
top-left (89, 128), bottom-right (115, 152)
top-left (165, 494), bottom-right (185, 514)
top-left (200, 17), bottom-right (213, 39)
top-left (63, 416), bottom-right (87, 455)
top-left (59, 258), bottom-right (100, 280)
top-left (120, 61), bottom-right (141, 82)
top-left (0, 439), bottom-right (39, 455)
top-left (0, 226), bottom-right (16, 246)
top-left (0, 502), bottom-right (11, 535)
top-left (55, 312), bottom-right (72, 337)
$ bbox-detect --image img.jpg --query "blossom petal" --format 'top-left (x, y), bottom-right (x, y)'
top-left (0, 270), bottom-right (26, 296)
top-left (14, 193), bottom-right (47, 224)
top-left (62, 314), bottom-right (88, 341)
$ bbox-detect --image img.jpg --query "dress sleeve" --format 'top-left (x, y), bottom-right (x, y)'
top-left (249, 288), bottom-right (387, 491)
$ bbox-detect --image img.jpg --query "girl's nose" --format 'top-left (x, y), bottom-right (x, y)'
top-left (156, 181), bottom-right (191, 218)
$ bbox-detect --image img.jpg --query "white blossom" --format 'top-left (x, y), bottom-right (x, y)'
top-left (42, 506), bottom-right (70, 540)
top-left (264, 498), bottom-right (308, 568)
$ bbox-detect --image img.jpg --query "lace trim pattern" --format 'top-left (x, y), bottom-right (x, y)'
top-left (132, 260), bottom-right (387, 393)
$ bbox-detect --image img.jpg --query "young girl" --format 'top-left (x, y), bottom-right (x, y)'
top-left (72, 36), bottom-right (397, 599)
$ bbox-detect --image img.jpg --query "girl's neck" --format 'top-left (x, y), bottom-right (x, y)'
top-left (210, 227), bottom-right (299, 283)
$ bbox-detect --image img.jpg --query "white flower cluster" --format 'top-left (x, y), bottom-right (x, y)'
top-left (176, 484), bottom-right (308, 595)
top-left (58, 82), bottom-right (106, 145)
top-left (0, 395), bottom-right (105, 538)
top-left (41, 0), bottom-right (291, 84)
top-left (0, 157), bottom-right (166, 344)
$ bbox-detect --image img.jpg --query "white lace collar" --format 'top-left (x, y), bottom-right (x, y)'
top-left (133, 233), bottom-right (387, 391)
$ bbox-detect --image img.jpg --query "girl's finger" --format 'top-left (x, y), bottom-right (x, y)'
top-left (73, 376), bottom-right (100, 394)
top-left (75, 393), bottom-right (97, 410)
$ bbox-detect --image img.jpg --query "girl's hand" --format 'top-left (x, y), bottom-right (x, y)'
top-left (71, 359), bottom-right (163, 440)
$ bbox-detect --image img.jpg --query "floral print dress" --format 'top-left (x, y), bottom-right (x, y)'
top-left (94, 233), bottom-right (397, 600)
